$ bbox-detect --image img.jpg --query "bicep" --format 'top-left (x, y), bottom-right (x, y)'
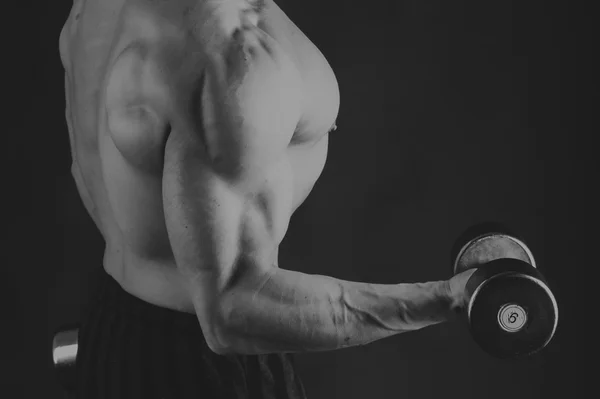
top-left (162, 140), bottom-right (244, 348)
top-left (162, 132), bottom-right (286, 348)
top-left (163, 110), bottom-right (300, 350)
top-left (163, 137), bottom-right (244, 285)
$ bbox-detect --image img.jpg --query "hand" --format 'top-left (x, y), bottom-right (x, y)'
top-left (447, 268), bottom-right (478, 312)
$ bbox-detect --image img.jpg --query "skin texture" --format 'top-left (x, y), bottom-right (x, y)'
top-left (61, 0), bottom-right (474, 356)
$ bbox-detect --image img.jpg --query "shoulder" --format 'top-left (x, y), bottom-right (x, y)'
top-left (259, 1), bottom-right (341, 145)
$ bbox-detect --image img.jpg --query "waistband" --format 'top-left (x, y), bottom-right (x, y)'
top-left (89, 269), bottom-right (202, 333)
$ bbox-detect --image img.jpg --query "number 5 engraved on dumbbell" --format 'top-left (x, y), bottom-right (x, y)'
top-left (498, 304), bottom-right (527, 332)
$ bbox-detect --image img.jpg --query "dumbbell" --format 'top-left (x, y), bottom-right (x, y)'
top-left (451, 222), bottom-right (558, 358)
top-left (51, 324), bottom-right (80, 393)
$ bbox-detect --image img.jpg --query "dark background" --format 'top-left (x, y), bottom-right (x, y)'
top-left (7, 0), bottom-right (585, 398)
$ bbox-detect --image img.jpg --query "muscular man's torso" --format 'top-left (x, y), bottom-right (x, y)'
top-left (59, 0), bottom-right (340, 312)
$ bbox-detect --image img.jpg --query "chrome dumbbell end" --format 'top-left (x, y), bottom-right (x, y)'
top-left (52, 328), bottom-right (79, 366)
top-left (52, 325), bottom-right (80, 392)
top-left (451, 222), bottom-right (534, 275)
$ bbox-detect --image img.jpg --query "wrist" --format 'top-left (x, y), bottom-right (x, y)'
top-left (392, 280), bottom-right (456, 329)
top-left (434, 279), bottom-right (459, 322)
top-left (447, 268), bottom-right (478, 313)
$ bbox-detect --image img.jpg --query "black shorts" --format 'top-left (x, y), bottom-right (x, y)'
top-left (75, 270), bottom-right (307, 399)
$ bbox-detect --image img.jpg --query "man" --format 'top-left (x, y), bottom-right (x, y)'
top-left (59, 0), bottom-right (475, 397)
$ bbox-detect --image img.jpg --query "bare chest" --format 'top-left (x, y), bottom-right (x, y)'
top-left (63, 0), bottom-right (338, 243)
top-left (65, 0), bottom-right (339, 151)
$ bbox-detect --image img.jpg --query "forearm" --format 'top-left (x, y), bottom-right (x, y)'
top-left (213, 266), bottom-right (454, 355)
